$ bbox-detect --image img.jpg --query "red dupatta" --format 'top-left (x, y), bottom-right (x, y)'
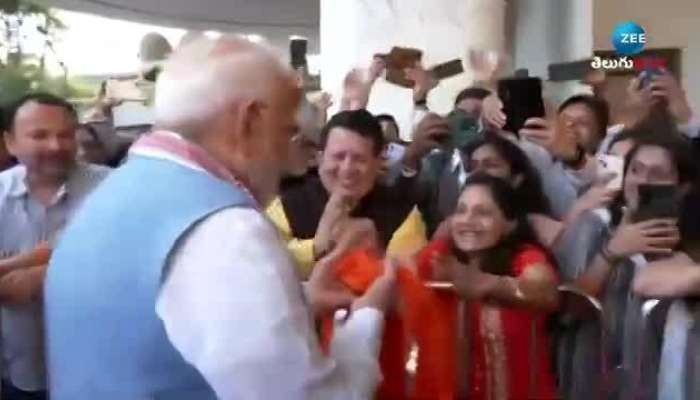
top-left (320, 239), bottom-right (559, 400)
top-left (319, 247), bottom-right (456, 400)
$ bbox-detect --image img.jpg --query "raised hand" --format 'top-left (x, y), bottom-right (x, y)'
top-left (567, 184), bottom-right (620, 223)
top-left (469, 49), bottom-right (504, 84)
top-left (519, 117), bottom-right (555, 148)
top-left (368, 56), bottom-right (387, 82)
top-left (327, 218), bottom-right (380, 259)
top-left (405, 64), bottom-right (438, 103)
top-left (306, 257), bottom-right (356, 318)
top-left (481, 94), bottom-right (506, 131)
top-left (313, 192), bottom-right (357, 259)
top-left (311, 92), bottom-right (333, 113)
top-left (352, 258), bottom-right (398, 313)
top-left (607, 209), bottom-right (679, 258)
top-left (649, 70), bottom-right (692, 124)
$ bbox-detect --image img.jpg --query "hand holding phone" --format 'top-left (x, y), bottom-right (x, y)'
top-left (384, 142), bottom-right (407, 165)
top-left (596, 154), bottom-right (624, 190)
top-left (606, 204), bottom-right (679, 259)
top-left (384, 47), bottom-right (423, 88)
top-left (633, 184), bottom-right (680, 222)
top-left (519, 117), bottom-right (554, 148)
top-left (638, 69), bottom-right (663, 90)
top-left (430, 59), bottom-right (464, 80)
top-left (498, 77), bottom-right (545, 135)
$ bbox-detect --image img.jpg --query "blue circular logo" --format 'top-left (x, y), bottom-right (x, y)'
top-left (612, 21), bottom-right (646, 56)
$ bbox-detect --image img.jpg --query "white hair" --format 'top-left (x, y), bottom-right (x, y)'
top-left (155, 35), bottom-right (288, 128)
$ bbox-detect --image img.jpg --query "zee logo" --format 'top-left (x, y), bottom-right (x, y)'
top-left (621, 33), bottom-right (646, 44)
top-left (612, 21), bottom-right (646, 56)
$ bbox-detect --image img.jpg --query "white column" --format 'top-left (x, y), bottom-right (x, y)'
top-left (320, 0), bottom-right (505, 141)
top-left (511, 0), bottom-right (593, 103)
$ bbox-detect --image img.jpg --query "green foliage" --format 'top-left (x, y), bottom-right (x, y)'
top-left (0, 0), bottom-right (91, 106)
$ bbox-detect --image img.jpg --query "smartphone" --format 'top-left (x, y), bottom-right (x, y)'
top-left (596, 154), bottom-right (625, 190)
top-left (497, 77), bottom-right (546, 136)
top-left (638, 68), bottom-right (663, 89)
top-left (431, 59), bottom-right (464, 80)
top-left (444, 110), bottom-right (479, 149)
top-left (633, 184), bottom-right (679, 222)
top-left (384, 142), bottom-right (406, 164)
top-left (548, 59), bottom-right (594, 82)
top-left (290, 38), bottom-right (308, 69)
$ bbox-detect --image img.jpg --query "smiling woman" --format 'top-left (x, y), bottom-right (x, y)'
top-left (413, 173), bottom-right (560, 400)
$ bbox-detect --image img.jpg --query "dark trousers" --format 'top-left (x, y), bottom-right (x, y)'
top-left (1, 380), bottom-right (47, 400)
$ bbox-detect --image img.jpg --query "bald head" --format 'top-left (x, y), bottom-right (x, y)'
top-left (155, 35), bottom-right (297, 128)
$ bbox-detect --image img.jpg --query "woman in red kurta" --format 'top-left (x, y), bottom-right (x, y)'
top-left (324, 174), bottom-right (560, 399)
top-left (417, 174), bottom-right (560, 400)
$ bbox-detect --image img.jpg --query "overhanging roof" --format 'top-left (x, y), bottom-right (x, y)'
top-left (51, 0), bottom-right (320, 51)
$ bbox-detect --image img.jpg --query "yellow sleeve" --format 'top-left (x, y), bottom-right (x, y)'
top-left (387, 207), bottom-right (428, 258)
top-left (265, 197), bottom-right (316, 279)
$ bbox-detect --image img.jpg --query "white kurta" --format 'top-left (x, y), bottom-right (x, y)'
top-left (152, 186), bottom-right (383, 398)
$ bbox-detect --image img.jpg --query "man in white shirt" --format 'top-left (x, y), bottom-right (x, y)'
top-left (45, 35), bottom-right (395, 400)
top-left (0, 93), bottom-right (110, 400)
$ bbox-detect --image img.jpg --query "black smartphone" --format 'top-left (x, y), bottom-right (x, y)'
top-left (633, 184), bottom-right (679, 222)
top-left (548, 59), bottom-right (594, 82)
top-left (290, 38), bottom-right (308, 69)
top-left (431, 59), bottom-right (464, 80)
top-left (497, 77), bottom-right (546, 136)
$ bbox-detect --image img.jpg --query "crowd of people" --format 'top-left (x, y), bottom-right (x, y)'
top-left (1, 33), bottom-right (700, 400)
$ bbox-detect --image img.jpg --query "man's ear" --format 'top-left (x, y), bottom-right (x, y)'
top-left (235, 100), bottom-right (263, 140)
top-left (230, 99), bottom-right (263, 157)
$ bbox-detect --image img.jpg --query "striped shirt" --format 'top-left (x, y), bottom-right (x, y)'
top-left (0, 162), bottom-right (110, 391)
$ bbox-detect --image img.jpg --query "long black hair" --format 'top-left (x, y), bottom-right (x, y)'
top-left (451, 174), bottom-right (546, 276)
top-left (462, 135), bottom-right (551, 216)
top-left (609, 134), bottom-right (698, 227)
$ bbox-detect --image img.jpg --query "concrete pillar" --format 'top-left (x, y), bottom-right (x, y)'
top-left (511, 0), bottom-right (594, 103)
top-left (320, 0), bottom-right (506, 140)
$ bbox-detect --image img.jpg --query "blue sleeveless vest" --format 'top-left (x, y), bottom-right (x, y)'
top-left (45, 155), bottom-right (255, 399)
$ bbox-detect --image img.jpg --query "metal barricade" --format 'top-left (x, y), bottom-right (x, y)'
top-left (556, 284), bottom-right (608, 400)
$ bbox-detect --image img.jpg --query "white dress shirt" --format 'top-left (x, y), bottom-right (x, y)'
top-left (153, 190), bottom-right (384, 398)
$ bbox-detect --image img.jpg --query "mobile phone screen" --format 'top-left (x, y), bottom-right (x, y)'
top-left (633, 184), bottom-right (679, 222)
top-left (384, 142), bottom-right (406, 164)
top-left (596, 154), bottom-right (624, 190)
top-left (497, 77), bottom-right (545, 136)
top-left (431, 59), bottom-right (464, 80)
